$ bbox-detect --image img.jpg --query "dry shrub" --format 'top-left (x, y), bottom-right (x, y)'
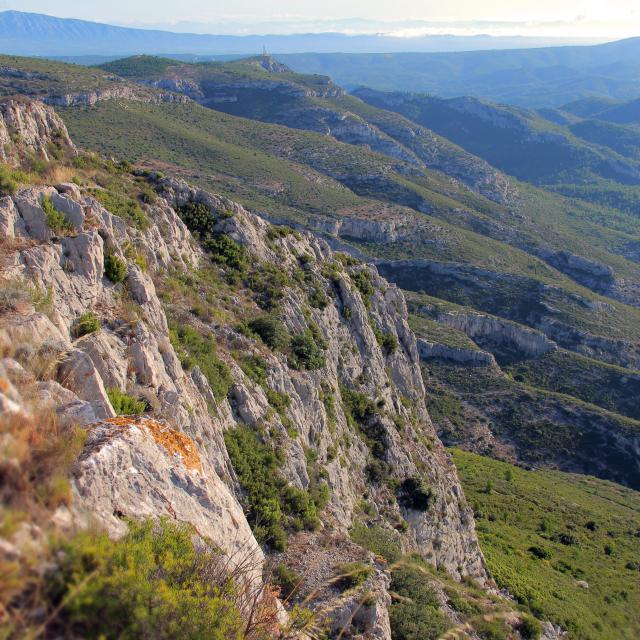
top-left (0, 407), bottom-right (86, 517)
top-left (43, 165), bottom-right (76, 185)
top-left (0, 403), bottom-right (86, 634)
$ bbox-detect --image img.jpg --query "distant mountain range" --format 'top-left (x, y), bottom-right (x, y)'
top-left (0, 10), bottom-right (604, 57)
top-left (281, 39), bottom-right (640, 106)
top-left (2, 11), bottom-right (639, 107)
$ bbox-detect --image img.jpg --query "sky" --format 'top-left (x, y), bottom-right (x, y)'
top-left (2, 0), bottom-right (639, 39)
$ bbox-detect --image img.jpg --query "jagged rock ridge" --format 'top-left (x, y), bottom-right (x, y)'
top-left (0, 99), bottom-right (491, 638)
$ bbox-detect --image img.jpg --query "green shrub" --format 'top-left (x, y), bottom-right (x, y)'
top-left (308, 285), bottom-right (328, 310)
top-left (397, 476), bottom-right (434, 512)
top-left (176, 202), bottom-right (246, 277)
top-left (529, 546), bottom-right (553, 560)
top-left (341, 385), bottom-right (376, 426)
top-left (240, 355), bottom-right (268, 386)
top-left (445, 588), bottom-right (483, 616)
top-left (0, 164), bottom-right (31, 196)
top-left (474, 617), bottom-right (510, 640)
top-left (365, 459), bottom-right (390, 483)
top-left (376, 330), bottom-right (399, 354)
top-left (289, 328), bottom-right (326, 371)
top-left (177, 200), bottom-right (216, 236)
top-left (519, 615), bottom-right (543, 640)
top-left (76, 311), bottom-right (100, 337)
top-left (204, 234), bottom-right (248, 274)
top-left (104, 252), bottom-right (127, 283)
top-left (248, 315), bottom-right (289, 351)
top-left (389, 564), bottom-right (452, 640)
top-left (106, 388), bottom-right (147, 415)
top-left (265, 388), bottom-right (291, 413)
top-left (272, 563), bottom-right (301, 599)
top-left (42, 195), bottom-right (74, 234)
top-left (351, 270), bottom-right (374, 306)
top-left (224, 426), bottom-right (323, 551)
top-left (247, 262), bottom-right (290, 310)
top-left (336, 562), bottom-right (373, 590)
top-left (267, 225), bottom-right (296, 240)
top-left (92, 189), bottom-right (149, 230)
top-left (349, 522), bottom-right (401, 563)
top-left (168, 323), bottom-right (232, 401)
top-left (42, 519), bottom-right (245, 640)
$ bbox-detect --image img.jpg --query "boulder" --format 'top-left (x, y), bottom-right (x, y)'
top-left (72, 416), bottom-right (264, 579)
top-left (57, 348), bottom-right (115, 419)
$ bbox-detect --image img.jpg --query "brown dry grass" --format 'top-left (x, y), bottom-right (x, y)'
top-left (0, 407), bottom-right (86, 520)
top-left (42, 165), bottom-right (76, 186)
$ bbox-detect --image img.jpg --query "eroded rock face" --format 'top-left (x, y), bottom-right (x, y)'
top-left (1, 167), bottom-right (488, 585)
top-left (417, 338), bottom-right (498, 367)
top-left (436, 311), bottom-right (557, 358)
top-left (1, 101), bottom-right (492, 630)
top-left (72, 416), bottom-right (264, 578)
top-left (0, 98), bottom-right (76, 165)
top-left (156, 175), bottom-right (487, 583)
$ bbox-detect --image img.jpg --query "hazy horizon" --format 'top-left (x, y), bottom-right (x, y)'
top-left (1, 1), bottom-right (638, 40)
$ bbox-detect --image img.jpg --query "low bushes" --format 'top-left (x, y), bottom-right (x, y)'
top-left (248, 315), bottom-right (289, 351)
top-left (351, 270), bottom-right (374, 307)
top-left (169, 322), bottom-right (232, 402)
top-left (241, 355), bottom-right (268, 387)
top-left (76, 311), bottom-right (100, 336)
top-left (106, 388), bottom-right (147, 415)
top-left (388, 563), bottom-right (452, 640)
top-left (0, 164), bottom-right (33, 196)
top-left (42, 195), bottom-right (74, 235)
top-left (104, 252), bottom-right (127, 283)
top-left (38, 520), bottom-right (250, 640)
top-left (224, 426), bottom-right (326, 551)
top-left (289, 328), bottom-right (326, 371)
top-left (177, 200), bottom-right (216, 236)
top-left (349, 522), bottom-right (401, 563)
top-left (205, 234), bottom-right (248, 275)
top-left (336, 562), bottom-right (373, 591)
top-left (91, 188), bottom-right (150, 230)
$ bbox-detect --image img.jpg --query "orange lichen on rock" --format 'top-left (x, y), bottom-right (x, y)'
top-left (103, 416), bottom-right (203, 473)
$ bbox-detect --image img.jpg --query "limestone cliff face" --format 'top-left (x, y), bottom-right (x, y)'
top-left (0, 100), bottom-right (488, 637)
top-left (0, 98), bottom-right (76, 165)
top-left (42, 84), bottom-right (188, 107)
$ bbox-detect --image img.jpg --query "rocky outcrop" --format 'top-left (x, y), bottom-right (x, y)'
top-left (71, 415), bottom-right (264, 578)
top-left (417, 338), bottom-right (498, 367)
top-left (436, 312), bottom-right (557, 359)
top-left (376, 258), bottom-right (640, 368)
top-left (0, 98), bottom-right (76, 165)
top-left (155, 174), bottom-right (488, 584)
top-left (43, 84), bottom-right (188, 107)
top-left (0, 100), bottom-right (496, 633)
top-left (540, 249), bottom-right (615, 293)
top-left (308, 212), bottom-right (415, 244)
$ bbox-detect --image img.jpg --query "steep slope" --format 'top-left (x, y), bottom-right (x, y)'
top-left (97, 55), bottom-right (516, 205)
top-left (2, 99), bottom-right (523, 638)
top-left (352, 88), bottom-right (640, 187)
top-left (5, 57), bottom-right (640, 488)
